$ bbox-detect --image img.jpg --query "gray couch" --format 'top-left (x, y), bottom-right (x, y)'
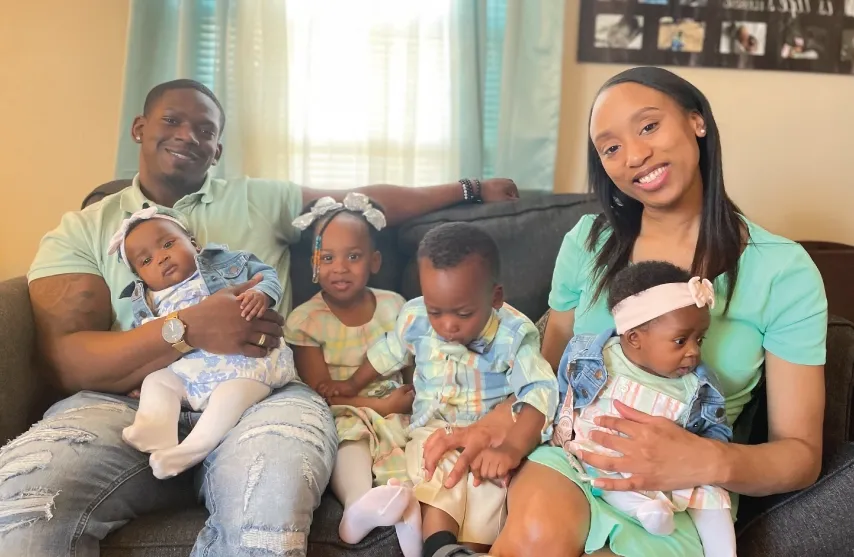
top-left (2, 186), bottom-right (853, 556)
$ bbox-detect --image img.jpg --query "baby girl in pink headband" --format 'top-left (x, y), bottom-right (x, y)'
top-left (553, 261), bottom-right (735, 557)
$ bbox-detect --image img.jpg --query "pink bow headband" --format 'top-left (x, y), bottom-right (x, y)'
top-left (612, 276), bottom-right (716, 334)
top-left (108, 206), bottom-right (188, 268)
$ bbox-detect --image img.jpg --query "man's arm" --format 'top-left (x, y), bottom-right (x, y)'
top-left (301, 178), bottom-right (518, 227)
top-left (30, 273), bottom-right (286, 395)
top-left (29, 274), bottom-right (182, 394)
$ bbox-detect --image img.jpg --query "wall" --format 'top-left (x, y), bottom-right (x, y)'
top-left (555, 1), bottom-right (854, 246)
top-left (2, 1), bottom-right (851, 281)
top-left (0, 0), bottom-right (130, 280)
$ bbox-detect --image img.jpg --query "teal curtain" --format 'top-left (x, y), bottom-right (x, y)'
top-left (454, 0), bottom-right (565, 191)
top-left (116, 0), bottom-right (229, 179)
top-left (116, 0), bottom-right (564, 190)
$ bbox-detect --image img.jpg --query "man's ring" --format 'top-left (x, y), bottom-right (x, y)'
top-left (258, 334), bottom-right (266, 346)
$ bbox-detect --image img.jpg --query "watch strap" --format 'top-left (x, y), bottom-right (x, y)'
top-left (164, 311), bottom-right (193, 353)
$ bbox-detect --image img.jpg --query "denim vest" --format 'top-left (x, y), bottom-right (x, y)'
top-left (557, 329), bottom-right (732, 443)
top-left (120, 244), bottom-right (283, 326)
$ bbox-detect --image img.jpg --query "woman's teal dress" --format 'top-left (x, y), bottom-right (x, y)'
top-left (529, 214), bottom-right (828, 556)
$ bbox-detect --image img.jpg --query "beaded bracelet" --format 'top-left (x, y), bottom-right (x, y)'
top-left (459, 178), bottom-right (483, 204)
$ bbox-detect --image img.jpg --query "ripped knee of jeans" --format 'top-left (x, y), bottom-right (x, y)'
top-left (241, 527), bottom-right (307, 555)
top-left (0, 488), bottom-right (60, 536)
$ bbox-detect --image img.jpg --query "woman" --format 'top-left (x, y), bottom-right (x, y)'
top-left (423, 66), bottom-right (827, 557)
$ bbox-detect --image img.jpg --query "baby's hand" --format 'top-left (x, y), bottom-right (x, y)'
top-left (383, 385), bottom-right (415, 416)
top-left (316, 379), bottom-right (359, 399)
top-left (471, 444), bottom-right (523, 487)
top-left (237, 288), bottom-right (271, 321)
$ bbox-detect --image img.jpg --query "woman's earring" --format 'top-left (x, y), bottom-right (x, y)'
top-left (699, 128), bottom-right (706, 137)
top-left (135, 136), bottom-right (141, 142)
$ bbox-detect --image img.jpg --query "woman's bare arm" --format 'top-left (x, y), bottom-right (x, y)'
top-left (713, 352), bottom-right (824, 495)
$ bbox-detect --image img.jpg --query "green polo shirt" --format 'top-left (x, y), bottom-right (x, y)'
top-left (28, 173), bottom-right (304, 331)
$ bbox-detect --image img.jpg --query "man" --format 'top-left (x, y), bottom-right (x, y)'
top-left (0, 79), bottom-right (517, 556)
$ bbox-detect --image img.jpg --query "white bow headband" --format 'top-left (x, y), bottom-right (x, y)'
top-left (108, 206), bottom-right (188, 268)
top-left (291, 192), bottom-right (387, 232)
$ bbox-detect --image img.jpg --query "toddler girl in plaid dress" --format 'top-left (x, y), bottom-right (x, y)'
top-left (285, 194), bottom-right (419, 556)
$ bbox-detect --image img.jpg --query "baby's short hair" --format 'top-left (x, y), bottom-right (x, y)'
top-left (417, 222), bottom-right (500, 283)
top-left (607, 261), bottom-right (692, 312)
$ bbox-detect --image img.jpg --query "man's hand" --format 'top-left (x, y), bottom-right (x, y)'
top-left (237, 283), bottom-right (271, 320)
top-left (182, 275), bottom-right (283, 358)
top-left (316, 378), bottom-right (360, 399)
top-left (471, 444), bottom-right (524, 487)
top-left (480, 178), bottom-right (519, 203)
top-left (383, 385), bottom-right (415, 416)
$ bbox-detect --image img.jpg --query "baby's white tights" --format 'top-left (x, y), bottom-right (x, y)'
top-left (601, 490), bottom-right (736, 556)
top-left (331, 440), bottom-right (420, 556)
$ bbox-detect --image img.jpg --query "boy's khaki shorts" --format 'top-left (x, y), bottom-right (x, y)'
top-left (405, 419), bottom-right (507, 545)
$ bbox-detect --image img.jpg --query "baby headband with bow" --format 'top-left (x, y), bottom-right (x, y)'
top-left (291, 192), bottom-right (387, 232)
top-left (108, 206), bottom-right (189, 268)
top-left (291, 193), bottom-right (386, 284)
top-left (612, 276), bottom-right (716, 335)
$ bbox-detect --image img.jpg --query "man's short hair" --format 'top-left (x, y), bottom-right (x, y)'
top-left (417, 222), bottom-right (500, 283)
top-left (143, 79), bottom-right (226, 131)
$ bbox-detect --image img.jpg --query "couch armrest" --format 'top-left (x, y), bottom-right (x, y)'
top-left (824, 316), bottom-right (854, 452)
top-left (0, 277), bottom-right (39, 444)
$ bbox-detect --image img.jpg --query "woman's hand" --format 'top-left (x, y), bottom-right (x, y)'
top-left (422, 401), bottom-right (516, 488)
top-left (580, 400), bottom-right (723, 492)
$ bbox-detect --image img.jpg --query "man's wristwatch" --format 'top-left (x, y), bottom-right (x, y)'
top-left (162, 311), bottom-right (193, 354)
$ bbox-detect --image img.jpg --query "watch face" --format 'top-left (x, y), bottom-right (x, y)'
top-left (162, 318), bottom-right (185, 344)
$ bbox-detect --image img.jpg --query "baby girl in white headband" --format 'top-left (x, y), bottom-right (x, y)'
top-left (110, 206), bottom-right (296, 479)
top-left (552, 261), bottom-right (736, 557)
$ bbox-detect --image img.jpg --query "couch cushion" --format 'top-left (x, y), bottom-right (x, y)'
top-left (101, 493), bottom-right (402, 557)
top-left (397, 192), bottom-right (600, 320)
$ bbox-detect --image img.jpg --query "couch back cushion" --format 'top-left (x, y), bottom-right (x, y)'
top-left (82, 182), bottom-right (600, 320)
top-left (397, 193), bottom-right (600, 320)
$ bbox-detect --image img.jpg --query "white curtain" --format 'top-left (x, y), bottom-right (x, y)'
top-left (118, 0), bottom-right (459, 189)
top-left (116, 0), bottom-right (564, 190)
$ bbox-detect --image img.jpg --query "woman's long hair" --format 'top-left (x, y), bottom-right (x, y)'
top-left (587, 66), bottom-right (744, 312)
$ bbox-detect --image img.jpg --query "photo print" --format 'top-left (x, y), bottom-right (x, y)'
top-left (595, 14), bottom-right (644, 49)
top-left (780, 18), bottom-right (828, 60)
top-left (842, 29), bottom-right (854, 62)
top-left (658, 17), bottom-right (706, 52)
top-left (720, 21), bottom-right (767, 56)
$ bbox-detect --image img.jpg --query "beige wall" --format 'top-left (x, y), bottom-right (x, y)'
top-left (555, 2), bottom-right (854, 246)
top-left (2, 1), bottom-right (851, 281)
top-left (0, 0), bottom-right (130, 280)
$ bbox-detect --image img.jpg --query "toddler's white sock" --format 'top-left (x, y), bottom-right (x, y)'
top-left (339, 484), bottom-right (410, 544)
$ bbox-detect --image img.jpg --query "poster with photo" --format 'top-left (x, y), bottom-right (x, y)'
top-left (579, 0), bottom-right (854, 75)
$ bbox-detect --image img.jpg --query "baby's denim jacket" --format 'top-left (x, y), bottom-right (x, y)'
top-left (120, 244), bottom-right (283, 326)
top-left (556, 328), bottom-right (732, 443)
